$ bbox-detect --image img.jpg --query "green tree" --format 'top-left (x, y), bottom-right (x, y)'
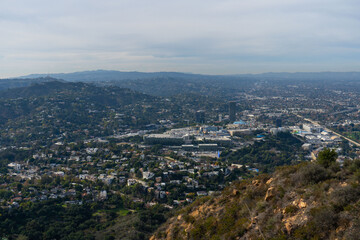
top-left (317, 148), bottom-right (337, 168)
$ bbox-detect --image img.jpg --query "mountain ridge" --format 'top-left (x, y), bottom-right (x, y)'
top-left (2, 70), bottom-right (360, 97)
top-left (17, 70), bottom-right (360, 82)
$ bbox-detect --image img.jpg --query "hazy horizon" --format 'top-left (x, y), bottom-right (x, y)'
top-left (1, 69), bottom-right (359, 80)
top-left (1, 0), bottom-right (360, 78)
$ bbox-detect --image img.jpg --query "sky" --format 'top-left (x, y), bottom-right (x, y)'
top-left (1, 0), bottom-right (360, 78)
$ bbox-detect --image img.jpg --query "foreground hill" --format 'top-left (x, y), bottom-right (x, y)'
top-left (151, 160), bottom-right (360, 239)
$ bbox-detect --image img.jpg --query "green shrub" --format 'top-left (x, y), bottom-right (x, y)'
top-left (190, 224), bottom-right (205, 239)
top-left (328, 162), bottom-right (341, 173)
top-left (284, 205), bottom-right (299, 215)
top-left (246, 185), bottom-right (267, 200)
top-left (331, 185), bottom-right (360, 210)
top-left (203, 216), bottom-right (217, 235)
top-left (310, 206), bottom-right (338, 233)
top-left (344, 220), bottom-right (360, 240)
top-left (291, 163), bottom-right (328, 185)
top-left (317, 148), bottom-right (337, 168)
top-left (256, 201), bottom-right (267, 212)
top-left (293, 223), bottom-right (317, 240)
top-left (354, 170), bottom-right (360, 182)
top-left (183, 215), bottom-right (196, 224)
top-left (348, 159), bottom-right (360, 172)
top-left (277, 186), bottom-right (285, 199)
top-left (270, 234), bottom-right (288, 240)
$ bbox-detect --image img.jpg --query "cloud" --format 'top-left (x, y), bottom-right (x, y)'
top-left (0, 0), bottom-right (360, 77)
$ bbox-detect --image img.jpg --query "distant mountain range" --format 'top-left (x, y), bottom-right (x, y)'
top-left (1, 70), bottom-right (360, 96)
top-left (18, 70), bottom-right (360, 82)
top-left (1, 70), bottom-right (255, 96)
top-left (19, 70), bottom-right (208, 82)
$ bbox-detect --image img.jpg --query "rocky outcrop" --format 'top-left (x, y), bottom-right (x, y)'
top-left (151, 162), bottom-right (360, 240)
top-left (264, 186), bottom-right (275, 201)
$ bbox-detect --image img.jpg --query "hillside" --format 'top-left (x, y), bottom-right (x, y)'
top-left (0, 81), bottom-right (228, 146)
top-left (0, 80), bottom-right (154, 104)
top-left (151, 160), bottom-right (360, 240)
top-left (0, 77), bottom-right (61, 91)
top-left (0, 81), bottom-right (163, 145)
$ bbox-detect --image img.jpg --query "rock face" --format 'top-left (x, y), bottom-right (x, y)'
top-left (151, 162), bottom-right (360, 240)
top-left (264, 187), bottom-right (275, 201)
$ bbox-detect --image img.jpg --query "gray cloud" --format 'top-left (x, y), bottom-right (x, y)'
top-left (1, 0), bottom-right (360, 77)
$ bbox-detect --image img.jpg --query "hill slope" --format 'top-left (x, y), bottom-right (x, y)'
top-left (0, 81), bottom-right (164, 145)
top-left (0, 77), bottom-right (62, 91)
top-left (0, 81), bottom-right (229, 146)
top-left (151, 161), bottom-right (360, 240)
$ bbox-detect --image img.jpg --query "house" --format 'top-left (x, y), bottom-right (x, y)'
top-left (142, 171), bottom-right (155, 180)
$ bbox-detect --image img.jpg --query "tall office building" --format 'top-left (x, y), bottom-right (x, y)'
top-left (275, 118), bottom-right (282, 127)
top-left (195, 110), bottom-right (205, 124)
top-left (229, 101), bottom-right (236, 122)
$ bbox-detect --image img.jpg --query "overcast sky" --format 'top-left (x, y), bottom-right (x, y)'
top-left (1, 0), bottom-right (360, 77)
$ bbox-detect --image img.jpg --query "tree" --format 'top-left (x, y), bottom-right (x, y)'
top-left (317, 148), bottom-right (337, 168)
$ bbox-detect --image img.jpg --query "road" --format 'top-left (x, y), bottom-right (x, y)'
top-left (294, 113), bottom-right (360, 147)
